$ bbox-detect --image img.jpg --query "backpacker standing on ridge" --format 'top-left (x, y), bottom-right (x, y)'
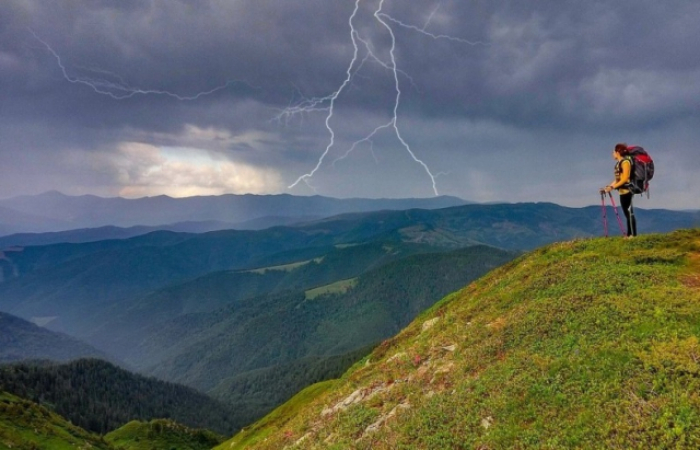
top-left (601, 143), bottom-right (637, 237)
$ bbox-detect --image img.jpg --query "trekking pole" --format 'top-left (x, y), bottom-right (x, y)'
top-left (600, 192), bottom-right (609, 237)
top-left (607, 192), bottom-right (626, 236)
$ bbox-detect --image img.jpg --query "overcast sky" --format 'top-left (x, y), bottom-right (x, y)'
top-left (1, 0), bottom-right (698, 208)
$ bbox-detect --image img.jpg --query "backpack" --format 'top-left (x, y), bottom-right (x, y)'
top-left (625, 146), bottom-right (654, 196)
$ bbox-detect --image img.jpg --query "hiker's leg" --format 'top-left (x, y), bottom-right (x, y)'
top-left (620, 193), bottom-right (633, 237)
top-left (629, 195), bottom-right (637, 236)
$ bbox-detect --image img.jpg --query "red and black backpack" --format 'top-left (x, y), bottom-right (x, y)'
top-left (624, 146), bottom-right (655, 196)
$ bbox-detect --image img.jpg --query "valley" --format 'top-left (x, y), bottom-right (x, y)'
top-left (1, 193), bottom-right (699, 448)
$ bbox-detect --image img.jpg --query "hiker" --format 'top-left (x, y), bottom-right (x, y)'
top-left (601, 143), bottom-right (637, 237)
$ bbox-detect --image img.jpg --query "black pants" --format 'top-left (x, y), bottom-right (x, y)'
top-left (620, 192), bottom-right (637, 237)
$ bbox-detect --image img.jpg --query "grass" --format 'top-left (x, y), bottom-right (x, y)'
top-left (0, 392), bottom-right (224, 450)
top-left (305, 278), bottom-right (358, 300)
top-left (104, 419), bottom-right (223, 450)
top-left (228, 229), bottom-right (700, 449)
top-left (215, 380), bottom-right (338, 450)
top-left (244, 257), bottom-right (324, 274)
top-left (0, 391), bottom-right (112, 450)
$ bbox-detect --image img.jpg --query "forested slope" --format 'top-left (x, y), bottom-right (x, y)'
top-left (219, 229), bottom-right (700, 449)
top-left (0, 359), bottom-right (237, 435)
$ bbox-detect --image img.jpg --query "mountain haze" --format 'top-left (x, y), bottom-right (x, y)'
top-left (0, 312), bottom-right (108, 363)
top-left (0, 222), bottom-right (239, 248)
top-left (0, 191), bottom-right (468, 235)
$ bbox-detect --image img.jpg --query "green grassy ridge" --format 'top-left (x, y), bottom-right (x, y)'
top-left (104, 419), bottom-right (224, 450)
top-left (0, 391), bottom-right (113, 450)
top-left (244, 257), bottom-right (324, 274)
top-left (213, 381), bottom-right (339, 450)
top-left (223, 229), bottom-right (700, 449)
top-left (305, 278), bottom-right (358, 300)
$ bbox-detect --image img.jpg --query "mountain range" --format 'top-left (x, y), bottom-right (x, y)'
top-left (0, 191), bottom-right (469, 236)
top-left (3, 228), bottom-right (699, 448)
top-left (1, 200), bottom-right (698, 372)
top-left (0, 240), bottom-right (517, 427)
top-left (2, 201), bottom-right (698, 337)
top-left (1, 193), bottom-right (700, 448)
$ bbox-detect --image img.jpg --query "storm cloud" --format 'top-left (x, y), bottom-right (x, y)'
top-left (1, 0), bottom-right (698, 208)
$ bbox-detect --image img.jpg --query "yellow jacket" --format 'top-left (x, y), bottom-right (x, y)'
top-left (614, 158), bottom-right (632, 195)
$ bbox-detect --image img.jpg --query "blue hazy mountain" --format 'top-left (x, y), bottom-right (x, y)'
top-left (0, 311), bottom-right (108, 363)
top-left (0, 191), bottom-right (469, 235)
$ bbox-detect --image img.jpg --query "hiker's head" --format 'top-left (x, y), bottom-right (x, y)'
top-left (612, 143), bottom-right (629, 160)
top-left (614, 143), bottom-right (629, 155)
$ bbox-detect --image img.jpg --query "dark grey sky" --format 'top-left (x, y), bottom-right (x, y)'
top-left (1, 0), bottom-right (698, 208)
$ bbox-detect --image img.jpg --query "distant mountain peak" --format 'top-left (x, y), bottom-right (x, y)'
top-left (0, 191), bottom-right (471, 234)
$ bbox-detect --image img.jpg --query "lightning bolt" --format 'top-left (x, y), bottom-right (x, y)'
top-left (374, 0), bottom-right (439, 196)
top-left (285, 0), bottom-right (363, 192)
top-left (29, 3), bottom-right (480, 197)
top-left (378, 12), bottom-right (488, 45)
top-left (287, 0), bottom-right (484, 196)
top-left (422, 3), bottom-right (443, 31)
top-left (29, 28), bottom-right (249, 100)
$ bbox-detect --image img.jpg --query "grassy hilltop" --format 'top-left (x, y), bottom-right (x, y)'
top-left (0, 391), bottom-right (112, 450)
top-left (0, 391), bottom-right (224, 450)
top-left (104, 419), bottom-right (224, 450)
top-left (219, 229), bottom-right (700, 449)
